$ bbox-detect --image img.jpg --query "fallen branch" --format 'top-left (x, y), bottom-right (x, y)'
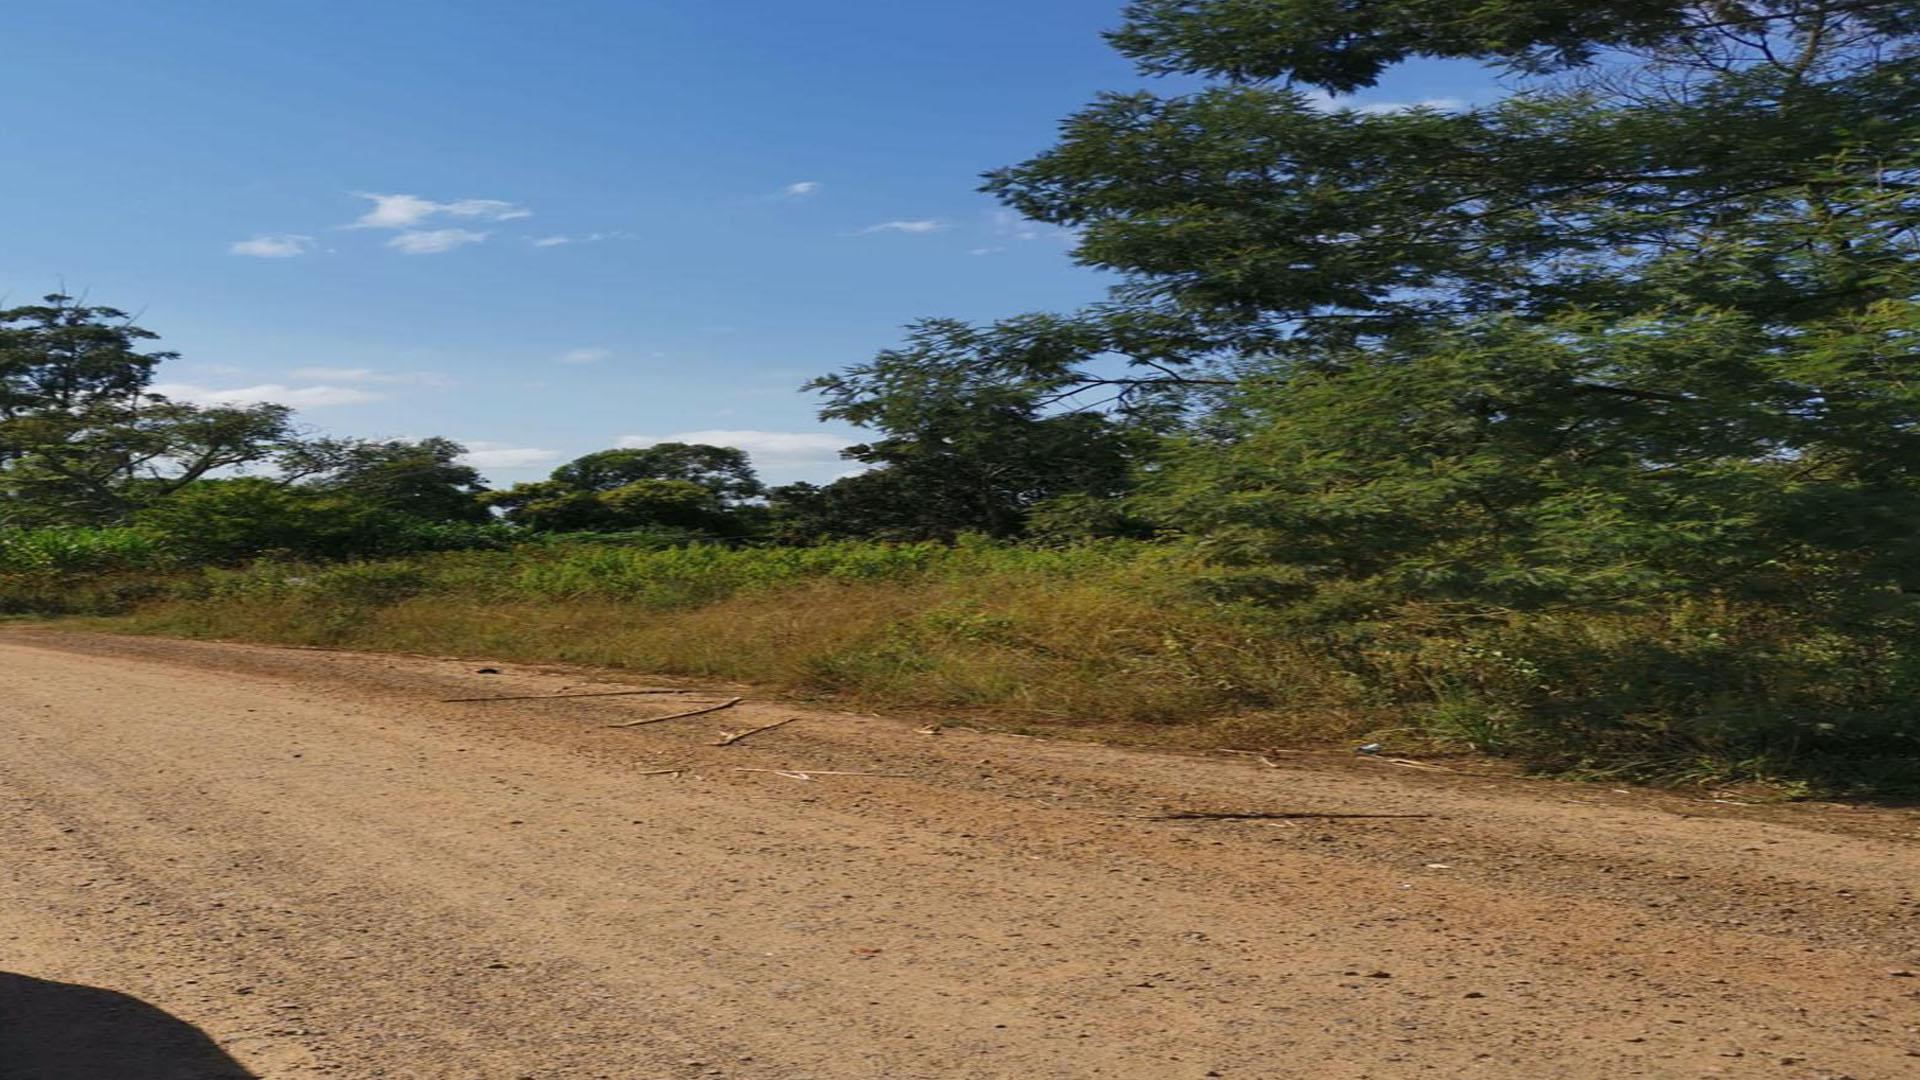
top-left (636, 767), bottom-right (687, 776)
top-left (1151, 811), bottom-right (1434, 821)
top-left (1380, 758), bottom-right (1455, 773)
top-left (441, 688), bottom-right (688, 703)
top-left (1209, 749), bottom-right (1289, 769)
top-left (732, 767), bottom-right (909, 782)
top-left (713, 716), bottom-right (801, 746)
top-left (607, 697), bottom-right (743, 729)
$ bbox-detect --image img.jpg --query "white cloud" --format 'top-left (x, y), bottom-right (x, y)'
top-left (617, 429), bottom-right (859, 484)
top-left (350, 192), bottom-right (530, 230)
top-left (287, 366), bottom-right (450, 387)
top-left (987, 209), bottom-right (1076, 246)
top-left (858, 219), bottom-right (947, 235)
top-left (148, 382), bottom-right (383, 408)
top-left (387, 228), bottom-right (487, 255)
top-left (457, 443), bottom-right (560, 470)
top-left (229, 234), bottom-right (315, 258)
top-left (782, 181), bottom-right (823, 198)
top-left (1301, 91), bottom-right (1468, 115)
top-left (556, 347), bottom-right (612, 365)
top-left (1354, 96), bottom-right (1467, 115)
top-left (969, 246), bottom-right (1006, 256)
top-left (529, 230), bottom-right (632, 247)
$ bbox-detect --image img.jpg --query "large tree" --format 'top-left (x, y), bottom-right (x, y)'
top-left (824, 0), bottom-right (1920, 615)
top-left (278, 436), bottom-right (490, 523)
top-left (796, 317), bottom-right (1154, 540)
top-left (0, 295), bottom-right (295, 524)
top-left (484, 445), bottom-right (761, 535)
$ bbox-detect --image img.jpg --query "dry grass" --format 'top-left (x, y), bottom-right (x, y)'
top-left (44, 538), bottom-right (1917, 795)
top-left (95, 558), bottom-right (1383, 748)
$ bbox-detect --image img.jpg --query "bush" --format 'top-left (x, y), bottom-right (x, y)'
top-left (0, 527), bottom-right (172, 573)
top-left (34, 534), bottom-right (1914, 797)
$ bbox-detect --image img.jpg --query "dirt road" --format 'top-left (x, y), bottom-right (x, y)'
top-left (1, 630), bottom-right (1916, 1079)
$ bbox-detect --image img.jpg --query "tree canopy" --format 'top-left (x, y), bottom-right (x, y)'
top-left (796, 0), bottom-right (1920, 618)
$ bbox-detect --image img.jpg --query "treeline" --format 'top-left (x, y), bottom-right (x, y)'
top-left (9, 0), bottom-right (1920, 791)
top-left (0, 296), bottom-right (1139, 554)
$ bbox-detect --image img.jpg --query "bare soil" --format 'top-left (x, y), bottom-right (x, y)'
top-left (2, 628), bottom-right (1917, 1079)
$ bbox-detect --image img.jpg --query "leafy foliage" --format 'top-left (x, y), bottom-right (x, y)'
top-left (795, 317), bottom-right (1156, 539)
top-left (279, 436), bottom-right (490, 523)
top-left (485, 447), bottom-right (761, 536)
top-left (549, 443), bottom-right (763, 500)
top-left (0, 295), bottom-right (298, 525)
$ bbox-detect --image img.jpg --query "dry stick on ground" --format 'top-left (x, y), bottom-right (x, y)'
top-left (440, 688), bottom-right (690, 704)
top-left (1151, 811), bottom-right (1436, 821)
top-left (732, 767), bottom-right (910, 782)
top-left (607, 697), bottom-right (743, 729)
top-left (712, 716), bottom-right (801, 746)
top-left (1379, 758), bottom-right (1456, 773)
top-left (1210, 749), bottom-right (1287, 769)
top-left (636, 767), bottom-right (688, 776)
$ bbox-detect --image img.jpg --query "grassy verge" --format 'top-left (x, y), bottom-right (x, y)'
top-left (8, 537), bottom-right (1913, 797)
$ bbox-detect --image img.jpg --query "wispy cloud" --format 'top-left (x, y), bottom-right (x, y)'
top-left (287, 366), bottom-right (450, 387)
top-left (857, 219), bottom-right (947, 235)
top-left (781, 181), bottom-right (823, 199)
top-left (1353, 96), bottom-right (1467, 114)
top-left (387, 228), bottom-right (487, 255)
top-left (148, 382), bottom-right (383, 408)
top-left (229, 234), bottom-right (315, 258)
top-left (556, 347), bottom-right (612, 365)
top-left (457, 442), bottom-right (560, 471)
top-left (978, 209), bottom-right (1078, 253)
top-left (529, 230), bottom-right (632, 247)
top-left (1302, 91), bottom-right (1468, 115)
top-left (350, 192), bottom-right (531, 230)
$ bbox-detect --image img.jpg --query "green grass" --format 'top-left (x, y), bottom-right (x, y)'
top-left (6, 533), bottom-right (1913, 797)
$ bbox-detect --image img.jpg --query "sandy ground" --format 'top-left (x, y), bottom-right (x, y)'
top-left (0, 629), bottom-right (1916, 1079)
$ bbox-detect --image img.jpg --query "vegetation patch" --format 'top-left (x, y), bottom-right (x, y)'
top-left (9, 3), bottom-right (1920, 798)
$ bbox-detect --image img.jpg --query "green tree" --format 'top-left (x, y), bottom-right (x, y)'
top-left (996, 1), bottom-right (1920, 342)
top-left (855, 0), bottom-right (1920, 612)
top-left (130, 478), bottom-right (390, 561)
top-left (279, 436), bottom-right (489, 522)
top-left (0, 295), bottom-right (294, 525)
top-left (801, 317), bottom-right (1157, 539)
top-left (549, 443), bottom-right (762, 501)
top-left (484, 445), bottom-right (762, 535)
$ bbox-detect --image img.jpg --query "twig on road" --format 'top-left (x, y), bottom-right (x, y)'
top-left (712, 716), bottom-right (801, 746)
top-left (732, 767), bottom-right (909, 782)
top-left (607, 697), bottom-right (743, 729)
top-left (440, 688), bottom-right (689, 703)
top-left (1379, 758), bottom-right (1456, 773)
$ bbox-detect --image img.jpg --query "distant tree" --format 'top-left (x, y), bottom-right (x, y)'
top-left (765, 473), bottom-right (923, 542)
top-left (549, 444), bottom-right (762, 501)
top-left (279, 436), bottom-right (489, 522)
top-left (0, 296), bottom-right (508, 543)
top-left (0, 294), bottom-right (171, 421)
top-left (130, 478), bottom-right (386, 561)
top-left (483, 445), bottom-right (762, 534)
top-left (0, 295), bottom-right (295, 525)
top-left (801, 317), bottom-right (1158, 540)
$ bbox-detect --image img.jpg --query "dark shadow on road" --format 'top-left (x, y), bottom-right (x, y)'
top-left (0, 971), bottom-right (255, 1079)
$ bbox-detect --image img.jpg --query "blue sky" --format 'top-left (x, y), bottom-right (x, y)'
top-left (2, 1), bottom-right (1495, 485)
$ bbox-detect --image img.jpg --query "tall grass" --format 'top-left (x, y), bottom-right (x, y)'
top-left (11, 533), bottom-right (1912, 795)
top-left (0, 527), bottom-right (173, 573)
